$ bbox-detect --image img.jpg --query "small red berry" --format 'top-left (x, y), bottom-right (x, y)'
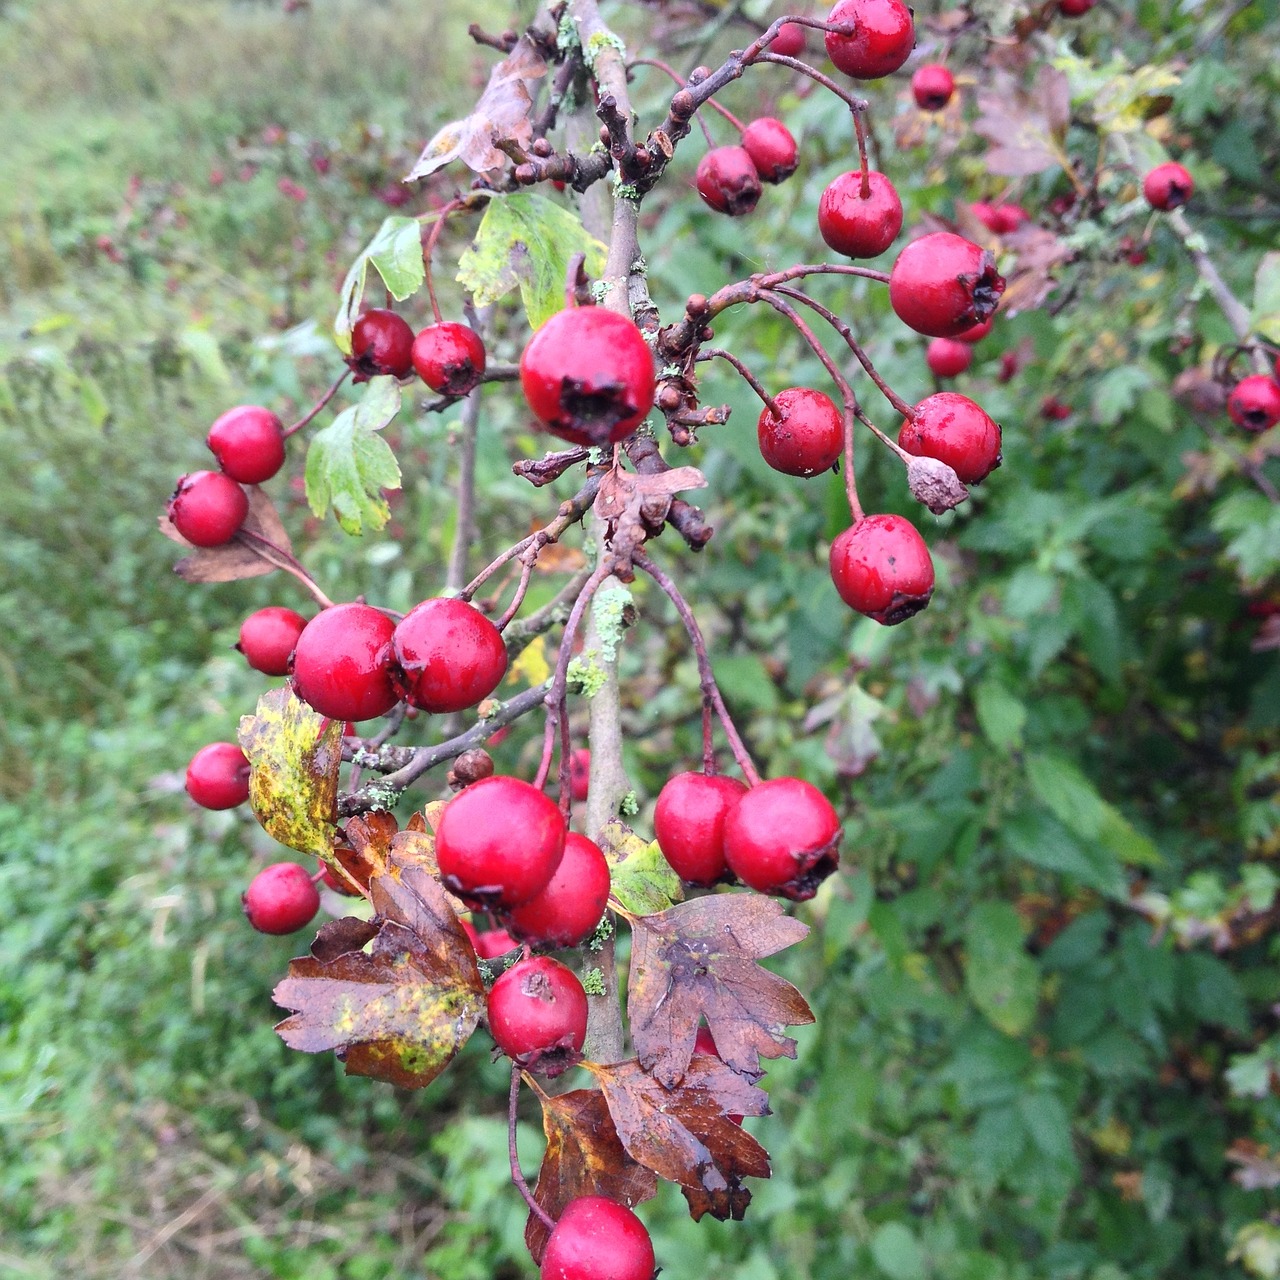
top-left (824, 0), bottom-right (915, 80)
top-left (911, 63), bottom-right (955, 110)
top-left (391, 597), bottom-right (508, 713)
top-left (316, 859), bottom-right (360, 896)
top-left (741, 118), bottom-right (798, 184)
top-left (889, 232), bottom-right (1006, 338)
top-left (817, 170), bottom-right (903, 259)
top-left (899, 392), bottom-right (1002, 484)
top-left (474, 927), bottom-right (521, 959)
top-left (290, 602), bottom-right (399, 722)
top-left (970, 202), bottom-right (1029, 235)
top-left (1143, 162), bottom-right (1194, 212)
top-left (349, 308), bottom-right (415, 379)
top-left (770, 21), bottom-right (807, 57)
top-left (167, 471), bottom-right (249, 547)
top-left (723, 777), bottom-right (841, 900)
top-left (695, 145), bottom-right (763, 216)
top-left (654, 772), bottom-right (748, 886)
top-left (237, 606), bottom-right (308, 676)
top-left (956, 316), bottom-right (994, 344)
top-left (207, 405), bottom-right (286, 484)
top-left (487, 955), bottom-right (588, 1070)
top-left (925, 338), bottom-right (972, 379)
top-left (541, 1196), bottom-right (655, 1280)
top-left (757, 387), bottom-right (844, 477)
top-left (1227, 375), bottom-right (1280, 433)
top-left (829, 514), bottom-right (935, 624)
top-left (186, 742), bottom-right (251, 809)
top-left (1058, 0), bottom-right (1096, 15)
top-left (242, 862), bottom-right (320, 935)
top-left (693, 1026), bottom-right (744, 1123)
top-left (506, 831), bottom-right (612, 948)
top-left (1041, 396), bottom-right (1073, 421)
top-left (569, 748), bottom-right (591, 802)
top-left (411, 322), bottom-right (487, 396)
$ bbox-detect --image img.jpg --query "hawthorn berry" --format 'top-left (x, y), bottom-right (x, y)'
top-left (237, 605), bottom-right (308, 676)
top-left (899, 392), bottom-right (1002, 484)
top-left (290, 602), bottom-right (399, 722)
top-left (723, 776), bottom-right (842, 900)
top-left (569, 747), bottom-right (591, 802)
top-left (1227, 375), bottom-right (1280, 433)
top-left (817, 169), bottom-right (903, 259)
top-left (889, 232), bottom-right (1006, 338)
top-left (695, 145), bottom-right (763, 216)
top-left (741, 118), bottom-right (798, 184)
top-left (242, 862), bottom-right (320, 935)
top-left (970, 202), bottom-right (1029, 235)
top-left (911, 63), bottom-right (955, 111)
top-left (411, 322), bottom-right (487, 396)
top-left (541, 1196), bottom-right (655, 1280)
top-left (506, 831), bottom-right (612, 948)
top-left (757, 387), bottom-right (844, 477)
top-left (186, 742), bottom-right (251, 809)
top-left (487, 955), bottom-right (588, 1070)
top-left (167, 470), bottom-right (249, 547)
top-left (391, 597), bottom-right (508, 713)
top-left (956, 316), bottom-right (994, 344)
top-left (206, 405), bottom-right (286, 484)
top-left (435, 775), bottom-right (566, 909)
top-left (653, 771), bottom-right (748, 886)
top-left (1143, 162), bottom-right (1194, 211)
top-left (316, 859), bottom-right (359, 896)
top-left (1058, 0), bottom-right (1096, 14)
top-left (519, 306), bottom-right (656, 447)
top-left (770, 21), bottom-right (806, 57)
top-left (693, 1026), bottom-right (744, 1123)
top-left (474, 927), bottom-right (520, 959)
top-left (829, 514), bottom-right (935, 624)
top-left (824, 0), bottom-right (915, 80)
top-left (925, 338), bottom-right (972, 379)
top-left (349, 307), bottom-right (415, 379)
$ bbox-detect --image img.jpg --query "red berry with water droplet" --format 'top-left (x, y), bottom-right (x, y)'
top-left (829, 514), bottom-right (935, 624)
top-left (757, 387), bottom-right (844, 477)
top-left (889, 232), bottom-right (1006, 338)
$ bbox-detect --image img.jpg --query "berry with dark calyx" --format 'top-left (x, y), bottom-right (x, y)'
top-left (889, 232), bottom-right (1006, 338)
top-left (435, 775), bottom-right (566, 909)
top-left (541, 1196), bottom-right (655, 1280)
top-left (349, 307), bottom-right (415, 379)
top-left (411, 322), bottom-right (487, 396)
top-left (956, 315), bottom-right (994, 344)
top-left (167, 471), bottom-right (249, 547)
top-left (926, 337), bottom-right (972, 379)
top-left (487, 955), bottom-right (588, 1073)
top-left (723, 776), bottom-right (842, 901)
top-left (506, 831), bottom-right (611, 949)
top-left (1227, 375), bottom-right (1280, 433)
top-left (757, 387), bottom-right (844, 477)
top-left (817, 169), bottom-right (903, 259)
top-left (695, 145), bottom-right (763, 216)
top-left (770, 21), bottom-right (806, 57)
top-left (186, 742), bottom-right (251, 809)
top-left (970, 202), bottom-right (1029, 235)
top-left (654, 771), bottom-right (748, 886)
top-left (242, 862), bottom-right (320, 935)
top-left (207, 405), bottom-right (286, 484)
top-left (474, 927), bottom-right (521, 959)
top-left (899, 392), bottom-right (1002, 484)
top-left (911, 63), bottom-right (955, 110)
top-left (824, 0), bottom-right (915, 80)
top-left (1059, 0), bottom-right (1096, 14)
top-left (237, 605), bottom-right (308, 676)
top-left (1143, 162), bottom-right (1194, 211)
top-left (829, 514), bottom-right (935, 624)
top-left (290, 602), bottom-right (399, 722)
top-left (741, 118), bottom-right (798, 184)
top-left (391, 597), bottom-right (508, 713)
top-left (569, 748), bottom-right (591, 802)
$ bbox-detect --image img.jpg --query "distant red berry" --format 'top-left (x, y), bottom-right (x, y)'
top-left (741, 118), bottom-right (798, 184)
top-left (911, 63), bottom-right (955, 110)
top-left (237, 606), bottom-right (308, 676)
top-left (899, 392), bottom-right (1002, 484)
top-left (569, 748), bottom-right (591, 802)
top-left (956, 316), bottom-right (994, 344)
top-left (1059, 0), bottom-right (1096, 15)
top-left (541, 1197), bottom-right (655, 1280)
top-left (1227, 375), bottom-right (1280, 433)
top-left (817, 170), bottom-right (903, 258)
top-left (654, 772), bottom-right (748, 886)
top-left (349, 308), bottom-right (415, 379)
top-left (824, 0), bottom-right (915, 80)
top-left (925, 338), bottom-right (972, 379)
top-left (391, 597), bottom-right (508, 713)
top-left (167, 470), bottom-right (249, 546)
top-left (207, 405), bottom-right (286, 484)
top-left (723, 777), bottom-right (842, 900)
top-left (757, 387), bottom-right (844, 477)
top-left (411, 322), bottom-right (487, 396)
top-left (487, 956), bottom-right (588, 1069)
top-left (290, 602), bottom-right (399, 722)
top-left (970, 202), bottom-right (1029, 235)
top-left (770, 21), bottom-right (807, 57)
top-left (1041, 396), bottom-right (1073, 421)
top-left (506, 831), bottom-right (612, 948)
top-left (889, 232), bottom-right (1006, 337)
top-left (186, 742), bottom-right (251, 810)
top-left (695, 145), bottom-right (763, 216)
top-left (474, 927), bottom-right (521, 959)
top-left (829, 514), bottom-right (935, 624)
top-left (1143, 162), bottom-right (1194, 211)
top-left (242, 862), bottom-right (320, 935)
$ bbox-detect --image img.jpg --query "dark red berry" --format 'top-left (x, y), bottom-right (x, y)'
top-left (889, 232), bottom-right (1006, 338)
top-left (829, 514), bottom-right (935, 624)
top-left (911, 63), bottom-right (955, 110)
top-left (237, 605), bottom-right (308, 676)
top-left (1227, 375), bottom-right (1280, 433)
top-left (741, 118), bottom-right (798, 184)
top-left (317, 859), bottom-right (360, 896)
top-left (970, 202), bottom-right (1029, 235)
top-left (956, 316), bottom-right (994, 344)
top-left (1041, 396), bottom-right (1073, 421)
top-left (757, 387), bottom-right (844, 477)
top-left (723, 777), bottom-right (842, 900)
top-left (411, 322), bottom-right (487, 396)
top-left (186, 742), bottom-right (251, 809)
top-left (1143, 162), bottom-right (1194, 211)
top-left (817, 169), bottom-right (903, 259)
top-left (654, 772), bottom-right (748, 886)
top-left (290, 602), bottom-right (399, 722)
top-left (391, 597), bottom-right (508, 713)
top-left (824, 0), bottom-right (915, 80)
top-left (436, 775), bottom-right (566, 909)
top-left (899, 392), bottom-right (1002, 484)
top-left (695, 145), bottom-right (763, 216)
top-left (925, 338), bottom-right (972, 379)
top-left (349, 308), bottom-right (415, 379)
top-left (242, 862), bottom-right (320, 935)
top-left (1059, 0), bottom-right (1096, 15)
top-left (770, 21), bottom-right (807, 58)
top-left (541, 1196), bottom-right (655, 1280)
top-left (569, 748), bottom-right (591, 802)
top-left (506, 831), bottom-right (611, 948)
top-left (693, 1026), bottom-right (744, 1123)
top-left (474, 927), bottom-right (520, 959)
top-left (487, 955), bottom-right (588, 1070)
top-left (520, 306), bottom-right (656, 447)
top-left (207, 405), bottom-right (286, 484)
top-left (167, 471), bottom-right (249, 547)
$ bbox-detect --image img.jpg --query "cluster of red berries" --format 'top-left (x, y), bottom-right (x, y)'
top-left (347, 306), bottom-right (488, 397)
top-left (695, 113), bottom-right (799, 217)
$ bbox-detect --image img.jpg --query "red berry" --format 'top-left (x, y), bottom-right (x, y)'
top-left (349, 308), bottom-right (415, 379)
top-left (1227, 375), bottom-right (1280, 433)
top-left (653, 772), bottom-right (747, 886)
top-left (520, 306), bottom-right (656, 447)
top-left (411, 322), bottom-right (487, 396)
top-left (317, 859), bottom-right (360, 896)
top-left (167, 470), bottom-right (249, 547)
top-left (757, 387), bottom-right (844, 477)
top-left (541, 1196), bottom-right (655, 1280)
top-left (695, 145), bottom-right (763, 216)
top-left (237, 605), bottom-right (308, 676)
top-left (242, 862), bottom-right (320, 935)
top-left (899, 392), bottom-right (1002, 484)
top-left (741, 118), bottom-right (798, 184)
top-left (206, 405), bottom-right (286, 484)
top-left (817, 170), bottom-right (903, 259)
top-left (829, 515), bottom-right (935, 624)
top-left (970, 202), bottom-right (1029, 235)
top-left (1058, 0), bottom-right (1096, 14)
top-left (290, 602), bottom-right (399, 722)
top-left (487, 955), bottom-right (588, 1069)
top-left (436, 775), bottom-right (566, 909)
top-left (770, 21), bottom-right (807, 57)
top-left (889, 232), bottom-right (1006, 338)
top-left (693, 1027), bottom-right (744, 1123)
top-left (186, 742), bottom-right (251, 809)
top-left (824, 0), bottom-right (915, 80)
top-left (474, 927), bottom-right (521, 959)
top-left (1143, 162), bottom-right (1194, 211)
top-left (569, 748), bottom-right (591, 802)
top-left (506, 832), bottom-right (612, 948)
top-left (723, 777), bottom-right (842, 900)
top-left (925, 338), bottom-right (972, 379)
top-left (956, 316), bottom-right (994, 344)
top-left (911, 63), bottom-right (955, 110)
top-left (1041, 396), bottom-right (1073, 421)
top-left (391, 597), bottom-right (508, 713)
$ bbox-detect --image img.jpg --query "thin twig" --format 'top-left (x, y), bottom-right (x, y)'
top-left (232, 529), bottom-right (335, 609)
top-left (509, 1067), bottom-right (556, 1232)
top-left (283, 369), bottom-right (350, 437)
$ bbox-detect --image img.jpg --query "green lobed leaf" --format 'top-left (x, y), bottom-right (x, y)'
top-left (963, 902), bottom-right (1040, 1037)
top-left (333, 216), bottom-right (424, 354)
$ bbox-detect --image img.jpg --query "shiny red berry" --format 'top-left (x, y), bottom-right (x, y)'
top-left (911, 63), bottom-right (954, 110)
top-left (723, 777), bottom-right (841, 900)
top-left (520, 306), bottom-right (656, 447)
top-left (757, 387), bottom-right (844, 477)
top-left (925, 338), bottom-right (972, 379)
top-left (654, 772), bottom-right (748, 886)
top-left (167, 471), bottom-right (249, 546)
top-left (695, 145), bottom-right (763, 216)
top-left (829, 515), bottom-right (935, 624)
top-left (391, 597), bottom-right (508, 713)
top-left (889, 232), bottom-right (1006, 338)
top-left (186, 742), bottom-right (251, 809)
top-left (741, 118), bottom-right (798, 184)
top-left (242, 862), bottom-right (320, 935)
top-left (506, 832), bottom-right (612, 948)
top-left (569, 748), bottom-right (591, 802)
top-left (956, 315), bottom-right (994, 344)
top-left (1143, 162), bottom-right (1194, 211)
top-left (899, 392), bottom-right (1003, 484)
top-left (824, 0), bottom-right (915, 80)
top-left (770, 21), bottom-right (807, 57)
top-left (487, 955), bottom-right (588, 1070)
top-left (1227, 375), bottom-right (1280, 433)
top-left (970, 202), bottom-right (1029, 235)
top-left (817, 170), bottom-right (903, 258)
top-left (411, 322), bottom-right (487, 396)
top-left (290, 602), bottom-right (399, 722)
top-left (1059, 0), bottom-right (1096, 14)
top-left (474, 927), bottom-right (520, 959)
top-left (349, 308), bottom-right (415, 379)
top-left (541, 1197), bottom-right (655, 1280)
top-left (207, 405), bottom-right (286, 484)
top-left (237, 605), bottom-right (308, 676)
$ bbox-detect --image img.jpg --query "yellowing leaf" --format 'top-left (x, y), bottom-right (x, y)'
top-left (508, 633), bottom-right (551, 686)
top-left (596, 820), bottom-right (683, 917)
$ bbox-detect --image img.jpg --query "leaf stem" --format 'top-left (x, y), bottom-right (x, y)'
top-left (509, 1067), bottom-right (557, 1233)
top-left (283, 369), bottom-right (350, 438)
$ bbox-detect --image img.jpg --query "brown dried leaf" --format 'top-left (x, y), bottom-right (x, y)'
top-left (160, 485), bottom-right (295, 583)
top-left (998, 225), bottom-right (1073, 316)
top-left (974, 72), bottom-right (1067, 177)
top-left (1227, 1139), bottom-right (1280, 1191)
top-left (631, 466), bottom-right (708, 500)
